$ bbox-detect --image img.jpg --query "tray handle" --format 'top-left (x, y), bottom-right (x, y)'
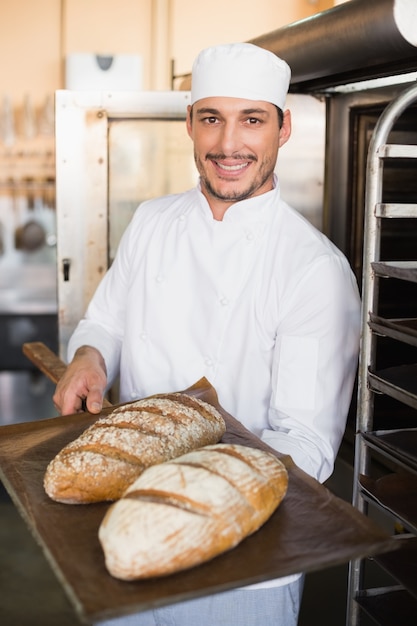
top-left (22, 341), bottom-right (112, 408)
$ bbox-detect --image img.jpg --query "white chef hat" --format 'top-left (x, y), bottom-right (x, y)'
top-left (191, 43), bottom-right (291, 110)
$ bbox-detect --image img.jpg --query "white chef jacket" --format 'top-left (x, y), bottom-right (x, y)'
top-left (69, 177), bottom-right (361, 485)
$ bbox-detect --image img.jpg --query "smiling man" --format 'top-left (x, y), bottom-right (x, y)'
top-left (188, 98), bottom-right (290, 219)
top-left (187, 44), bottom-right (291, 220)
top-left (54, 43), bottom-right (361, 626)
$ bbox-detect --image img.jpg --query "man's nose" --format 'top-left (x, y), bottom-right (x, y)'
top-left (218, 121), bottom-right (242, 154)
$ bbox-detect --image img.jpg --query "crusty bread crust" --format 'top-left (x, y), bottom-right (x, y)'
top-left (44, 393), bottom-right (226, 504)
top-left (98, 443), bottom-right (288, 580)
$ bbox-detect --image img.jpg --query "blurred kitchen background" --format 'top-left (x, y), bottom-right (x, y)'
top-left (2, 1), bottom-right (417, 624)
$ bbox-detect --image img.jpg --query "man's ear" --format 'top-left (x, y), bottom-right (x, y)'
top-left (186, 104), bottom-right (193, 138)
top-left (278, 109), bottom-right (291, 148)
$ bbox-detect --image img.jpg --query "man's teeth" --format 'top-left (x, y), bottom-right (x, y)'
top-left (217, 162), bottom-right (248, 171)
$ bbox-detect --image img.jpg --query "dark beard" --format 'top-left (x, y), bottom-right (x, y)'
top-left (202, 176), bottom-right (261, 203)
top-left (196, 152), bottom-right (275, 204)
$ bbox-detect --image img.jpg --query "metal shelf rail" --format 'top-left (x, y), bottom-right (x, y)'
top-left (347, 81), bottom-right (417, 625)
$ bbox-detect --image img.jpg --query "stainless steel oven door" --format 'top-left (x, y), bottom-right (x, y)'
top-left (55, 90), bottom-right (193, 358)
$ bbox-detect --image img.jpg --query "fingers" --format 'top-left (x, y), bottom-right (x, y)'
top-left (52, 346), bottom-right (108, 416)
top-left (53, 393), bottom-right (80, 415)
top-left (53, 376), bottom-right (106, 415)
top-left (53, 387), bottom-right (83, 415)
top-left (53, 387), bottom-right (105, 416)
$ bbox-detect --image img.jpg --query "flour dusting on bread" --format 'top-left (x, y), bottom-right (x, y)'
top-left (44, 393), bottom-right (226, 504)
top-left (99, 443), bottom-right (288, 580)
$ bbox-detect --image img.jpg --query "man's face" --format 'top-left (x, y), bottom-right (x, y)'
top-left (186, 97), bottom-right (291, 218)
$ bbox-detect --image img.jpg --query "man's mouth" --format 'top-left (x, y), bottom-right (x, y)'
top-left (216, 161), bottom-right (249, 172)
top-left (206, 154), bottom-right (256, 175)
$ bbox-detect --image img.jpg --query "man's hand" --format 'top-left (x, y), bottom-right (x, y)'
top-left (53, 346), bottom-right (107, 415)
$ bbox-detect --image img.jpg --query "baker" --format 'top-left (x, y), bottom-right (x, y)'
top-left (53, 42), bottom-right (361, 626)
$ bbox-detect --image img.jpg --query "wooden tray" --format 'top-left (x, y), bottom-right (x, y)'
top-left (0, 378), bottom-right (396, 625)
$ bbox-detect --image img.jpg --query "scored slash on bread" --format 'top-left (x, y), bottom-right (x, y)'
top-left (44, 393), bottom-right (226, 504)
top-left (98, 443), bottom-right (288, 580)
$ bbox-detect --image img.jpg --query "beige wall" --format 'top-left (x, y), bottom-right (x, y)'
top-left (0, 0), bottom-right (61, 106)
top-left (171, 0), bottom-right (335, 78)
top-left (62, 0), bottom-right (153, 87)
top-left (0, 0), bottom-right (338, 112)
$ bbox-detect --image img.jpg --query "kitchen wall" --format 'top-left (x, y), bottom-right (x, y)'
top-left (0, 0), bottom-right (339, 109)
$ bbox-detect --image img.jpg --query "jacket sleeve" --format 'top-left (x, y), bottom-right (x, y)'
top-left (261, 254), bottom-right (361, 483)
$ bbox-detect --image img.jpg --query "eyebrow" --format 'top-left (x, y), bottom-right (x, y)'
top-left (195, 106), bottom-right (270, 116)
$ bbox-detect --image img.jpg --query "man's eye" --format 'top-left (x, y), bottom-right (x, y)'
top-left (204, 116), bottom-right (218, 124)
top-left (247, 117), bottom-right (260, 124)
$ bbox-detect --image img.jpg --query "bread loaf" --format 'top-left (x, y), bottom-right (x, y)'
top-left (44, 393), bottom-right (226, 504)
top-left (98, 443), bottom-right (288, 580)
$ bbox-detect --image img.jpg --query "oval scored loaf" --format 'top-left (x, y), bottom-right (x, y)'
top-left (44, 393), bottom-right (226, 504)
top-left (98, 443), bottom-right (288, 580)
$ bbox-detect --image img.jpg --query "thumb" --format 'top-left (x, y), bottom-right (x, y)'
top-left (86, 385), bottom-right (105, 414)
